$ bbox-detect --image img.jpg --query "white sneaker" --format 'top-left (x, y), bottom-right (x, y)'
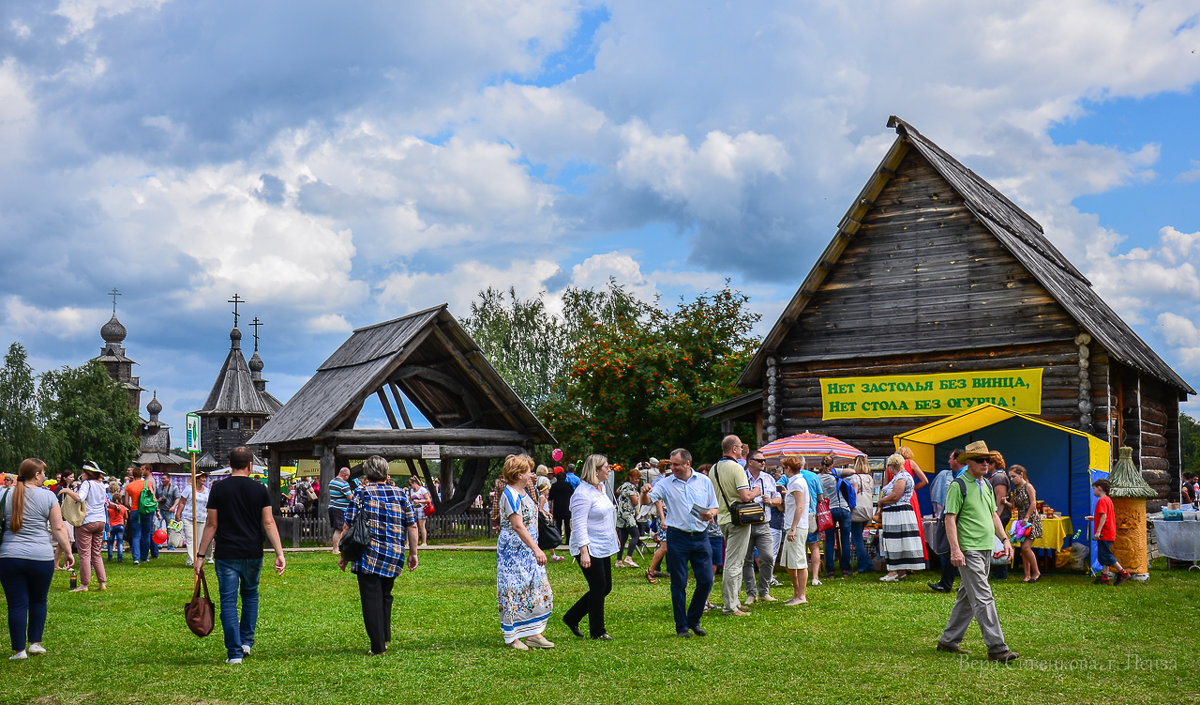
top-left (811, 578), bottom-right (822, 586)
top-left (744, 595), bottom-right (756, 605)
top-left (242, 644), bottom-right (251, 656)
top-left (225, 657), bottom-right (243, 665)
top-left (9, 650), bottom-right (27, 660)
top-left (27, 643), bottom-right (46, 655)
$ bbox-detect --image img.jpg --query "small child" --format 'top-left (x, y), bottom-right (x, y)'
top-left (106, 500), bottom-right (128, 563)
top-left (1089, 479), bottom-right (1130, 585)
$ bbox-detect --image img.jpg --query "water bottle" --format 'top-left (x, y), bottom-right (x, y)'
top-left (69, 569), bottom-right (77, 590)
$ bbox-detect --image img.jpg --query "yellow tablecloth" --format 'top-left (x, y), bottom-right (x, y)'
top-left (1009, 516), bottom-right (1072, 551)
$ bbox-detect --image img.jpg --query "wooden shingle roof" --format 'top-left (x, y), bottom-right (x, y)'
top-left (740, 117), bottom-right (1194, 396)
top-left (249, 304), bottom-right (554, 447)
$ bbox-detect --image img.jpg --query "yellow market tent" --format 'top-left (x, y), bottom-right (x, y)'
top-left (894, 403), bottom-right (1110, 523)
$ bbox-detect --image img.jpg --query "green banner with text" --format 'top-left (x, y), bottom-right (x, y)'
top-left (820, 368), bottom-right (1043, 419)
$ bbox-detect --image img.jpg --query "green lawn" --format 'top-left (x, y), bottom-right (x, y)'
top-left (3, 549), bottom-right (1198, 705)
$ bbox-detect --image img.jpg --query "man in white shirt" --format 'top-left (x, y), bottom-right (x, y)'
top-left (742, 451), bottom-right (781, 603)
top-left (648, 449), bottom-right (718, 638)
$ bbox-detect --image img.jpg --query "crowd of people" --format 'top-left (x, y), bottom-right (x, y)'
top-left (482, 435), bottom-right (1033, 660)
top-left (4, 433), bottom-right (1140, 663)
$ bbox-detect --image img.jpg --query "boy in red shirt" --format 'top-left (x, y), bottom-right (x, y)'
top-left (107, 501), bottom-right (128, 563)
top-left (1089, 479), bottom-right (1130, 585)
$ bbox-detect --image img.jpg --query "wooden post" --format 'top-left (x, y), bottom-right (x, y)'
top-left (319, 445), bottom-right (336, 526)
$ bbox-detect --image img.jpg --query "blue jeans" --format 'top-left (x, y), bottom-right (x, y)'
top-left (129, 512), bottom-right (157, 561)
top-left (107, 525), bottom-right (125, 562)
top-left (215, 558), bottom-right (263, 660)
top-left (665, 528), bottom-right (714, 633)
top-left (0, 558), bottom-right (55, 651)
top-left (823, 507), bottom-right (852, 574)
top-left (850, 521), bottom-right (872, 572)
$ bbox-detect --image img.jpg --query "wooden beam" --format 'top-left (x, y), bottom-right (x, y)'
top-left (337, 444), bottom-right (526, 459)
top-left (328, 428), bottom-right (531, 443)
top-left (389, 382), bottom-right (414, 429)
top-left (431, 324), bottom-right (523, 430)
top-left (375, 389), bottom-right (400, 430)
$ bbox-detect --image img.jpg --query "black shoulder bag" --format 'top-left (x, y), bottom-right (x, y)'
top-left (930, 478), bottom-right (968, 555)
top-left (714, 463), bottom-right (765, 526)
top-left (338, 487), bottom-right (372, 561)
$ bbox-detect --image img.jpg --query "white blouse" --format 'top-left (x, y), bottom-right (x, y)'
top-left (568, 481), bottom-right (618, 559)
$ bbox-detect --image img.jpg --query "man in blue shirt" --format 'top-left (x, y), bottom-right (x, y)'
top-left (649, 448), bottom-right (718, 638)
top-left (564, 464), bottom-right (581, 489)
top-left (327, 467), bottom-right (353, 554)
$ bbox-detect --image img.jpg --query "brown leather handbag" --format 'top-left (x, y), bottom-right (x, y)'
top-left (185, 569), bottom-right (215, 637)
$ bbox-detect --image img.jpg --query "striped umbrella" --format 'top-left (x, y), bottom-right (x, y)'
top-left (758, 431), bottom-right (866, 465)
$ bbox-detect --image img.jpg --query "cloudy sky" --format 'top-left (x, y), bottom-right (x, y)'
top-left (2, 0), bottom-right (1199, 432)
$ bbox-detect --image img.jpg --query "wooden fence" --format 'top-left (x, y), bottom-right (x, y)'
top-left (275, 509), bottom-right (493, 547)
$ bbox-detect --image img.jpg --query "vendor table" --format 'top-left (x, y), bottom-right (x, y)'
top-left (1014, 516), bottom-right (1073, 551)
top-left (1152, 519), bottom-right (1200, 562)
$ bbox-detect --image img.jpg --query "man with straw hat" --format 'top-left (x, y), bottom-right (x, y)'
top-left (935, 440), bottom-right (1019, 663)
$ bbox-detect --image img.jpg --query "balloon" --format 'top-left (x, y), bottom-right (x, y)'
top-left (152, 529), bottom-right (168, 545)
top-left (551, 448), bottom-right (563, 462)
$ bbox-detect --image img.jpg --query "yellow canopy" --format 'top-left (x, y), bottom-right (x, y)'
top-left (893, 403), bottom-right (1110, 475)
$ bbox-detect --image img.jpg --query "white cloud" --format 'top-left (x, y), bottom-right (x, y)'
top-left (1157, 312), bottom-right (1200, 370)
top-left (2, 296), bottom-right (102, 339)
top-left (616, 121), bottom-right (788, 219)
top-left (307, 313), bottom-right (353, 334)
top-left (54, 0), bottom-right (169, 38)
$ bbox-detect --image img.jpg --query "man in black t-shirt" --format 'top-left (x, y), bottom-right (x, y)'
top-left (196, 447), bottom-right (286, 664)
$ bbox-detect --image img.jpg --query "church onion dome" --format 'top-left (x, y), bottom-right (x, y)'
top-left (248, 351), bottom-right (264, 373)
top-left (146, 392), bottom-right (162, 416)
top-left (101, 315), bottom-right (127, 343)
top-left (230, 327), bottom-right (242, 348)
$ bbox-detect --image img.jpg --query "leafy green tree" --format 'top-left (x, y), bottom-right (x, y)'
top-left (542, 282), bottom-right (760, 463)
top-left (1182, 412), bottom-right (1199, 474)
top-left (39, 360), bottom-right (140, 475)
top-left (0, 342), bottom-right (44, 471)
top-left (462, 287), bottom-right (565, 411)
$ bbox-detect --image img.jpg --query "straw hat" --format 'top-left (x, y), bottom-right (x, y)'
top-left (958, 440), bottom-right (999, 462)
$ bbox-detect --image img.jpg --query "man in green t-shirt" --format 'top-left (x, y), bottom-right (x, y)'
top-left (936, 440), bottom-right (1018, 663)
top-left (712, 435), bottom-right (760, 617)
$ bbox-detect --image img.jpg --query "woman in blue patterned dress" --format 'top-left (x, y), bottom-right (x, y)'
top-left (496, 454), bottom-right (554, 650)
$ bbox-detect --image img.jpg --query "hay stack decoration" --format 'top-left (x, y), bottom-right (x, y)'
top-left (1107, 446), bottom-right (1157, 581)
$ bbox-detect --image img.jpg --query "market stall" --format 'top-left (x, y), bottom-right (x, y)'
top-left (894, 403), bottom-right (1110, 531)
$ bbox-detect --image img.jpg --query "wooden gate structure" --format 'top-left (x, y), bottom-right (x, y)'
top-left (248, 304), bottom-right (555, 514)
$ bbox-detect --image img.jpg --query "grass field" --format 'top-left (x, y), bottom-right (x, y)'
top-left (2, 548), bottom-right (1198, 705)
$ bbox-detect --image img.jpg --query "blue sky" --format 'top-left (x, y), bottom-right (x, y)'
top-left (1, 0), bottom-right (1199, 433)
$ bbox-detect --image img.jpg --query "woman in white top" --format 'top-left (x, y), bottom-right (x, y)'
top-left (778, 456), bottom-right (810, 605)
top-left (173, 473), bottom-right (213, 567)
top-left (61, 462), bottom-right (112, 591)
top-left (563, 454), bottom-right (618, 640)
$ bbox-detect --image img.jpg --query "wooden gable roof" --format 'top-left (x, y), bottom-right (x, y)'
top-left (248, 304), bottom-right (555, 447)
top-left (739, 116), bottom-right (1194, 396)
top-left (197, 328), bottom-right (277, 416)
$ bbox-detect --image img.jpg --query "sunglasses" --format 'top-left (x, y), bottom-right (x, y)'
top-left (751, 458), bottom-right (766, 463)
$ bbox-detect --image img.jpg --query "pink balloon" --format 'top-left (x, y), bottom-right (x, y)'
top-left (551, 448), bottom-right (563, 461)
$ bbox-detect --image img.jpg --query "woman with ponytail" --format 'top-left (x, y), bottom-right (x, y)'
top-left (0, 459), bottom-right (75, 660)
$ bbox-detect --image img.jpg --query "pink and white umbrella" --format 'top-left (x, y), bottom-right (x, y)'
top-left (758, 431), bottom-right (865, 465)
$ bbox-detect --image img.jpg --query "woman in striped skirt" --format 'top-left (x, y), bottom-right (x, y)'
top-left (876, 453), bottom-right (925, 582)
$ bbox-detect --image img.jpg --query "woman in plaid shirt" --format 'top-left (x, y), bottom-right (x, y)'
top-left (338, 456), bottom-right (419, 655)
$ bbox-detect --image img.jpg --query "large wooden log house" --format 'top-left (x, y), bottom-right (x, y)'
top-left (733, 117), bottom-right (1193, 501)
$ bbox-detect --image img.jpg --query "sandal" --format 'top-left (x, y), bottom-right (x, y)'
top-left (645, 569), bottom-right (659, 585)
